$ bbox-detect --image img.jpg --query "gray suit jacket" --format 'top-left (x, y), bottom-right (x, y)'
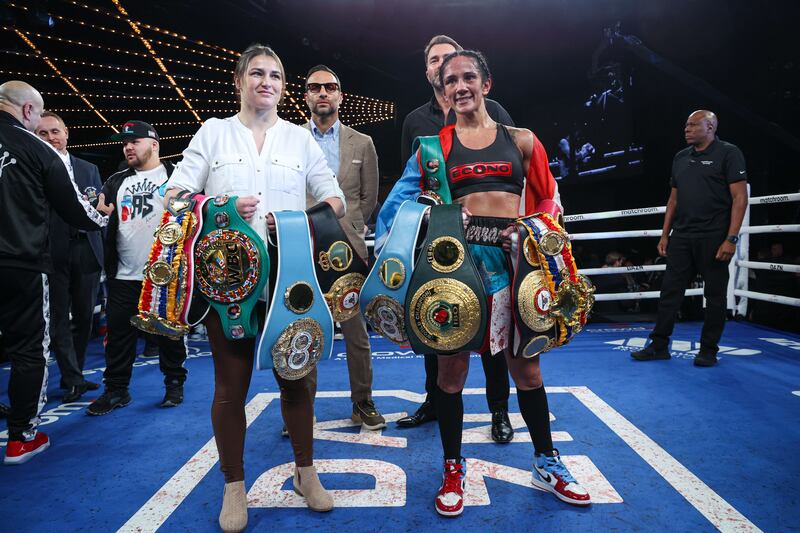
top-left (305, 122), bottom-right (379, 259)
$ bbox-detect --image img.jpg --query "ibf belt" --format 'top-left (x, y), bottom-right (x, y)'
top-left (404, 204), bottom-right (486, 355)
top-left (256, 210), bottom-right (333, 380)
top-left (131, 193), bottom-right (206, 339)
top-left (194, 194), bottom-right (269, 340)
top-left (360, 201), bottom-right (429, 345)
top-left (306, 202), bottom-right (368, 322)
top-left (511, 213), bottom-right (594, 358)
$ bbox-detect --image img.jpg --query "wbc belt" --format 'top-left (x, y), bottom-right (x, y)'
top-left (361, 200), bottom-right (429, 345)
top-left (256, 210), bottom-right (333, 380)
top-left (511, 213), bottom-right (594, 358)
top-left (306, 202), bottom-right (369, 322)
top-left (404, 204), bottom-right (487, 355)
top-left (131, 193), bottom-right (206, 339)
top-left (194, 195), bottom-right (268, 340)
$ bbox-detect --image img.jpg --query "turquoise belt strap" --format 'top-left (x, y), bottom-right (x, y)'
top-left (360, 200), bottom-right (429, 345)
top-left (256, 210), bottom-right (333, 380)
top-left (194, 195), bottom-right (268, 340)
top-left (413, 135), bottom-right (452, 205)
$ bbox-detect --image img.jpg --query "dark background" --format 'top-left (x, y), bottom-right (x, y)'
top-left (2, 0), bottom-right (799, 278)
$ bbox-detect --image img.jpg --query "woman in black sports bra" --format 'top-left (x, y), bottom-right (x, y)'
top-left (428, 50), bottom-right (591, 516)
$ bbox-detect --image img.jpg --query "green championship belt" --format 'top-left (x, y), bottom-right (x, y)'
top-left (194, 195), bottom-right (269, 340)
top-left (404, 204), bottom-right (487, 355)
top-left (413, 135), bottom-right (452, 205)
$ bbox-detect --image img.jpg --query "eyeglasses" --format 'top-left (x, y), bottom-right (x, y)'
top-left (306, 82), bottom-right (340, 94)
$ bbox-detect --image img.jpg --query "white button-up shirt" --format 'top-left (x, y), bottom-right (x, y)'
top-left (168, 115), bottom-right (345, 244)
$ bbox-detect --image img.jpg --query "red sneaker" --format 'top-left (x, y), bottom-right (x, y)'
top-left (4, 432), bottom-right (50, 465)
top-left (435, 458), bottom-right (466, 517)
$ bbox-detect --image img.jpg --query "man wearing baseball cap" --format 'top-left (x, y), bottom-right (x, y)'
top-left (87, 121), bottom-right (188, 416)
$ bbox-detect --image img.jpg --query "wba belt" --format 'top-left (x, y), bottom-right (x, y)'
top-left (361, 200), bottom-right (429, 345)
top-left (405, 204), bottom-right (486, 355)
top-left (256, 210), bottom-right (333, 380)
top-left (194, 194), bottom-right (269, 340)
top-left (131, 193), bottom-right (206, 339)
top-left (511, 213), bottom-right (594, 358)
top-left (306, 202), bottom-right (369, 322)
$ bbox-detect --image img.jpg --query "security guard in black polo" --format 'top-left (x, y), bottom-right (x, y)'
top-left (633, 109), bottom-right (749, 367)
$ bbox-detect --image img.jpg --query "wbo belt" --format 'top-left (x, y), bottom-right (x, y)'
top-left (405, 204), bottom-right (487, 355)
top-left (306, 202), bottom-right (369, 323)
top-left (256, 210), bottom-right (333, 380)
top-left (131, 192), bottom-right (206, 339)
top-left (194, 194), bottom-right (269, 340)
top-left (511, 213), bottom-right (594, 358)
top-left (361, 200), bottom-right (429, 345)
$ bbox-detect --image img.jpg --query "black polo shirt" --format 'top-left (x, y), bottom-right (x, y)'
top-left (400, 96), bottom-right (514, 165)
top-left (670, 139), bottom-right (747, 237)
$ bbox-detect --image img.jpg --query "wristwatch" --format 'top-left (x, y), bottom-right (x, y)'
top-left (726, 235), bottom-right (739, 244)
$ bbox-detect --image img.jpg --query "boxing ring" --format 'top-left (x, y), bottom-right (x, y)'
top-left (565, 190), bottom-right (800, 313)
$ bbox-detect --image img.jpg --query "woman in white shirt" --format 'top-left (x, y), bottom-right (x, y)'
top-left (167, 44), bottom-right (345, 533)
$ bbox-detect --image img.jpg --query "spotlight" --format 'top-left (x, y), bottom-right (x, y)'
top-left (29, 0), bottom-right (55, 28)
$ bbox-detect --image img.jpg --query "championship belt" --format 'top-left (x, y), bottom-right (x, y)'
top-left (404, 204), bottom-right (487, 355)
top-left (511, 213), bottom-right (594, 358)
top-left (131, 193), bottom-right (206, 339)
top-left (194, 194), bottom-right (269, 340)
top-left (256, 210), bottom-right (333, 380)
top-left (360, 200), bottom-right (429, 345)
top-left (306, 202), bottom-right (369, 322)
top-left (413, 135), bottom-right (452, 205)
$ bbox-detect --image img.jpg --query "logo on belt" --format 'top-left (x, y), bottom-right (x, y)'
top-left (195, 229), bottom-right (261, 303)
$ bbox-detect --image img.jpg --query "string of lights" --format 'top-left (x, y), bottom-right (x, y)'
top-left (11, 27), bottom-right (230, 75)
top-left (9, 29), bottom-right (117, 132)
top-left (112, 0), bottom-right (202, 123)
top-left (56, 0), bottom-right (240, 56)
top-left (68, 121), bottom-right (203, 129)
top-left (0, 49), bottom-right (232, 86)
top-left (69, 134), bottom-right (196, 149)
top-left (0, 70), bottom-right (235, 95)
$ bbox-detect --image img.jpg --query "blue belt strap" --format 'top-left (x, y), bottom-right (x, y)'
top-left (256, 211), bottom-right (333, 378)
top-left (360, 201), bottom-right (428, 345)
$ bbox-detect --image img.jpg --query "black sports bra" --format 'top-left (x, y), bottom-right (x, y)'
top-left (446, 124), bottom-right (524, 199)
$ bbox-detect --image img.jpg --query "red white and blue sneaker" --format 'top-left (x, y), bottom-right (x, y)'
top-left (435, 457), bottom-right (467, 517)
top-left (4, 431), bottom-right (50, 465)
top-left (531, 450), bottom-right (591, 505)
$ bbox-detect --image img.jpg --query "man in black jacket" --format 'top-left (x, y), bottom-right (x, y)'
top-left (36, 111), bottom-right (104, 403)
top-left (396, 36), bottom-right (515, 444)
top-left (0, 81), bottom-right (109, 465)
top-left (87, 121), bottom-right (188, 416)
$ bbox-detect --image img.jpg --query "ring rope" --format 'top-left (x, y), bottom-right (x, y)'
top-left (735, 260), bottom-right (800, 274)
top-left (733, 289), bottom-right (800, 307)
top-left (580, 264), bottom-right (665, 276)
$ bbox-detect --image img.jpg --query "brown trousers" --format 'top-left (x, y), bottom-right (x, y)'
top-left (306, 312), bottom-right (373, 403)
top-left (205, 309), bottom-right (316, 483)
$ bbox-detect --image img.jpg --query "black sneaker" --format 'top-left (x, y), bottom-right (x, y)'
top-left (86, 389), bottom-right (132, 416)
top-left (693, 352), bottom-right (718, 367)
top-left (160, 385), bottom-right (184, 407)
top-left (631, 345), bottom-right (671, 361)
top-left (352, 399), bottom-right (387, 430)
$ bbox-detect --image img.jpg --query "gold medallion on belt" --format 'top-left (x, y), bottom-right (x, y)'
top-left (272, 318), bottom-right (324, 380)
top-left (408, 278), bottom-right (480, 352)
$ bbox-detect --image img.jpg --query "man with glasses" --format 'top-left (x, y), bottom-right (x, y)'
top-left (303, 65), bottom-right (385, 430)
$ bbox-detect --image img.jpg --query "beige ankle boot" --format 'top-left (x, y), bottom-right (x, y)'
top-left (293, 465), bottom-right (334, 512)
top-left (219, 481), bottom-right (248, 532)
